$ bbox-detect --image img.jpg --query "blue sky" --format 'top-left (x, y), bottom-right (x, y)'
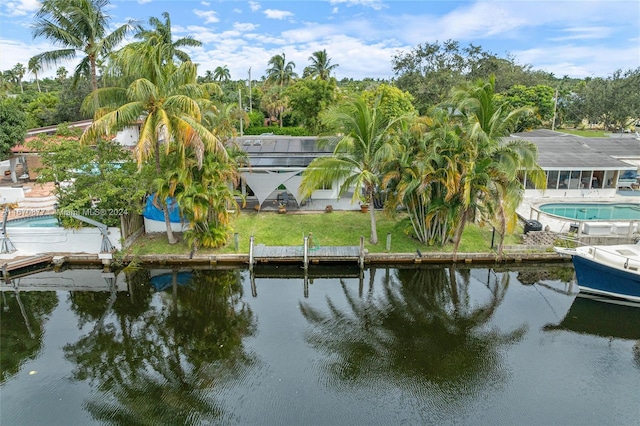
top-left (1, 0), bottom-right (638, 82)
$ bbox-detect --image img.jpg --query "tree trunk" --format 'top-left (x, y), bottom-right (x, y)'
top-left (497, 202), bottom-right (507, 260)
top-left (89, 55), bottom-right (98, 91)
top-left (452, 208), bottom-right (469, 262)
top-left (155, 142), bottom-right (177, 244)
top-left (367, 188), bottom-right (378, 244)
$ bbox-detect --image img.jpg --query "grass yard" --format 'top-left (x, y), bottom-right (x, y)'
top-left (556, 129), bottom-right (608, 137)
top-left (125, 211), bottom-right (524, 256)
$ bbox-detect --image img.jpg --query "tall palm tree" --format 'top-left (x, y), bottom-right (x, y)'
top-left (300, 96), bottom-right (409, 244)
top-left (56, 66), bottom-right (68, 82)
top-left (28, 56), bottom-right (43, 92)
top-left (448, 75), bottom-right (545, 260)
top-left (81, 60), bottom-right (226, 244)
top-left (265, 52), bottom-right (297, 88)
top-left (303, 49), bottom-right (338, 80)
top-left (134, 12), bottom-right (201, 65)
top-left (11, 63), bottom-right (25, 93)
top-left (213, 65), bottom-right (231, 82)
top-left (31, 0), bottom-right (136, 91)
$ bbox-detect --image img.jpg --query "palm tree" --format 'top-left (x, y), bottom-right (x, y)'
top-left (56, 66), bottom-right (68, 82)
top-left (81, 60), bottom-right (226, 244)
top-left (303, 49), bottom-right (338, 80)
top-left (11, 63), bottom-right (25, 93)
top-left (158, 150), bottom-right (244, 250)
top-left (213, 65), bottom-right (231, 82)
top-left (300, 96), bottom-right (409, 244)
top-left (448, 75), bottom-right (545, 260)
top-left (134, 12), bottom-right (201, 65)
top-left (31, 0), bottom-right (136, 91)
top-left (383, 112), bottom-right (461, 246)
top-left (28, 56), bottom-right (43, 92)
top-left (265, 52), bottom-right (297, 88)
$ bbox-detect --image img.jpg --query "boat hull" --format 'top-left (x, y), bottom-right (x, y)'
top-left (571, 254), bottom-right (640, 303)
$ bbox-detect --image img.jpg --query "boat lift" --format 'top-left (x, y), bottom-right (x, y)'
top-left (69, 213), bottom-right (115, 253)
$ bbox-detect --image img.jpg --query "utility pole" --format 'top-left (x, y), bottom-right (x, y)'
top-left (248, 67), bottom-right (252, 113)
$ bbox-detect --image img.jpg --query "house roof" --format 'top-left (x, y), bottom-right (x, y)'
top-left (235, 135), bottom-right (333, 168)
top-left (509, 131), bottom-right (638, 170)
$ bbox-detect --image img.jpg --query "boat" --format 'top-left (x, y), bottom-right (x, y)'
top-left (554, 242), bottom-right (640, 303)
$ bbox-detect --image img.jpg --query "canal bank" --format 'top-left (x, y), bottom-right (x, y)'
top-left (0, 249), bottom-right (568, 276)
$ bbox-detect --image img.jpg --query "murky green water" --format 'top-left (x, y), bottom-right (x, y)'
top-left (1, 264), bottom-right (639, 425)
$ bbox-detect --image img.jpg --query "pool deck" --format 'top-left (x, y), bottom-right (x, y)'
top-left (518, 193), bottom-right (640, 233)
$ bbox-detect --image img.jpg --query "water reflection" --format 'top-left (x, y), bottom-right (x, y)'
top-left (300, 266), bottom-right (527, 393)
top-left (0, 288), bottom-right (57, 383)
top-left (3, 264), bottom-right (639, 424)
top-left (63, 268), bottom-right (256, 424)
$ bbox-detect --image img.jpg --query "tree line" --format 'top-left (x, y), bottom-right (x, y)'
top-left (0, 0), bottom-right (638, 256)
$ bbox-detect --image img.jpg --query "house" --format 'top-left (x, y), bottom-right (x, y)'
top-left (234, 135), bottom-right (359, 210)
top-left (509, 129), bottom-right (640, 198)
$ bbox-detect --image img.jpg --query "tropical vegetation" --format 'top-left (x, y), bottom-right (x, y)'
top-left (1, 0), bottom-right (638, 256)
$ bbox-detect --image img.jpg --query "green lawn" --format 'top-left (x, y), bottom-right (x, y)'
top-left (125, 211), bottom-right (524, 256)
top-left (556, 129), bottom-right (608, 137)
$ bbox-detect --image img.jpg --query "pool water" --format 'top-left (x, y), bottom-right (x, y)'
top-left (540, 203), bottom-right (640, 220)
top-left (5, 216), bottom-right (59, 227)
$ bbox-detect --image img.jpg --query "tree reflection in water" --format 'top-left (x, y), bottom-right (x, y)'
top-left (0, 290), bottom-right (58, 383)
top-left (300, 266), bottom-right (527, 394)
top-left (64, 269), bottom-right (256, 425)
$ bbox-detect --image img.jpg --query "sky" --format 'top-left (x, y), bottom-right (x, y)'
top-left (0, 0), bottom-right (639, 82)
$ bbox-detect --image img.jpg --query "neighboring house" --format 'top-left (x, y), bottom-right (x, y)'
top-left (510, 129), bottom-right (640, 198)
top-left (4, 120), bottom-right (138, 184)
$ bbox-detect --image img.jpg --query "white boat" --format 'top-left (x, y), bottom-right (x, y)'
top-left (555, 242), bottom-right (640, 303)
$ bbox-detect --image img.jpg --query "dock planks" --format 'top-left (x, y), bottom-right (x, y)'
top-left (1, 254), bottom-right (54, 278)
top-left (253, 244), bottom-right (361, 262)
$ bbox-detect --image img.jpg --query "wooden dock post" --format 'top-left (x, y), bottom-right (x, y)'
top-left (303, 236), bottom-right (309, 271)
top-left (386, 233), bottom-right (391, 251)
top-left (249, 235), bottom-right (255, 271)
top-left (359, 235), bottom-right (365, 270)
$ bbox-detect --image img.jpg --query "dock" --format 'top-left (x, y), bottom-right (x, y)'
top-left (249, 235), bottom-right (366, 270)
top-left (1, 254), bottom-right (54, 279)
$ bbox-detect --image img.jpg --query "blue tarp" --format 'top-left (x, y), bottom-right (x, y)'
top-left (143, 194), bottom-right (182, 223)
top-left (150, 272), bottom-right (194, 292)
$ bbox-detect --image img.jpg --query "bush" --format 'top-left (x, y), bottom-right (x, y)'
top-left (243, 126), bottom-right (312, 136)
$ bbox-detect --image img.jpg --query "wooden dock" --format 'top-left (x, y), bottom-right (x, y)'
top-left (253, 245), bottom-right (361, 261)
top-left (1, 254), bottom-right (54, 279)
top-left (250, 235), bottom-right (365, 270)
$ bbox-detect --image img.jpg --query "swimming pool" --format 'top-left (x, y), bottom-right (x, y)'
top-left (539, 203), bottom-right (640, 221)
top-left (5, 215), bottom-right (60, 227)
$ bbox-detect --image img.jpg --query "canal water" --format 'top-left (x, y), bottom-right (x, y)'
top-left (1, 264), bottom-right (639, 425)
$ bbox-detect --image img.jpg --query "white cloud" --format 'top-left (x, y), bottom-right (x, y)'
top-left (137, 0), bottom-right (152, 4)
top-left (514, 44), bottom-right (638, 78)
top-left (263, 9), bottom-right (293, 20)
top-left (328, 0), bottom-right (384, 11)
top-left (193, 9), bottom-right (220, 24)
top-left (201, 1), bottom-right (210, 6)
top-left (233, 22), bottom-right (258, 32)
top-left (549, 26), bottom-right (613, 41)
top-left (3, 0), bottom-right (39, 16)
top-left (248, 1), bottom-right (261, 12)
top-left (0, 38), bottom-right (79, 79)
